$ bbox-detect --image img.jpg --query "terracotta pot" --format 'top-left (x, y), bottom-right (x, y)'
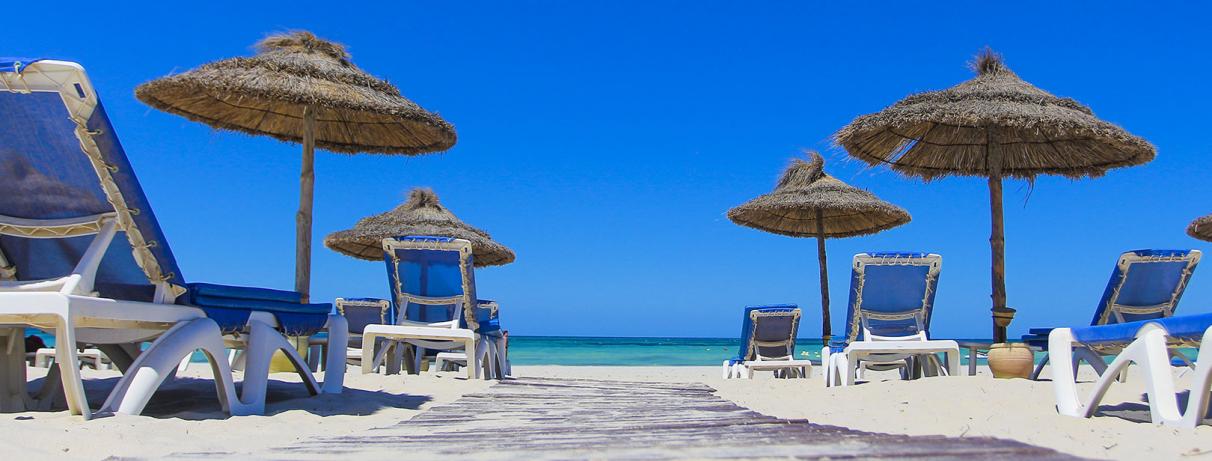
top-left (987, 342), bottom-right (1033, 379)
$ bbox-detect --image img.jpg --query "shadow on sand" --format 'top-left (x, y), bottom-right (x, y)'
top-left (23, 372), bottom-right (434, 420)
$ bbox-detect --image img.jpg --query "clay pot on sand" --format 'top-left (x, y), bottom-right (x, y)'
top-left (987, 342), bottom-right (1034, 378)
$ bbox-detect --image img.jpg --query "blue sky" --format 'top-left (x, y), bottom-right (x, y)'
top-left (5, 2), bottom-right (1210, 338)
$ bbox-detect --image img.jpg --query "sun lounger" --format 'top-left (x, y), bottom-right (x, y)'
top-left (335, 297), bottom-right (393, 367)
top-left (822, 252), bottom-right (959, 387)
top-left (1050, 312), bottom-right (1212, 427)
top-left (0, 59), bottom-right (346, 418)
top-left (1023, 249), bottom-right (1200, 380)
top-left (722, 305), bottom-right (812, 379)
top-left (361, 236), bottom-right (506, 379)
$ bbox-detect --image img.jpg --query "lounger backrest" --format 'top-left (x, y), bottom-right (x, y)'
top-left (0, 59), bottom-right (186, 302)
top-left (1090, 250), bottom-right (1200, 326)
top-left (843, 252), bottom-right (941, 343)
top-left (335, 297), bottom-right (392, 334)
top-left (736, 305), bottom-right (800, 361)
top-left (382, 236), bottom-right (480, 331)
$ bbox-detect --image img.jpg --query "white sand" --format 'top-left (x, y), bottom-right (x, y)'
top-left (2, 366), bottom-right (491, 460)
top-left (2, 364), bottom-right (1209, 460)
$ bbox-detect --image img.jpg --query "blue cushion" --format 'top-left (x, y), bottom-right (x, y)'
top-left (188, 282), bottom-right (301, 304)
top-left (186, 283), bottom-right (330, 335)
top-left (1070, 312), bottom-right (1212, 346)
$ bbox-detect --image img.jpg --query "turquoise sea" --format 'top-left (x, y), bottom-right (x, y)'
top-left (30, 332), bottom-right (993, 366)
top-left (29, 331), bottom-right (1088, 366)
top-left (507, 336), bottom-right (997, 366)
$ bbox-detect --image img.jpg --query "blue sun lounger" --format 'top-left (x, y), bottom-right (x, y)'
top-left (335, 297), bottom-right (392, 367)
top-left (1023, 249), bottom-right (1201, 379)
top-left (0, 59), bottom-right (346, 419)
top-left (721, 305), bottom-right (812, 379)
top-left (1050, 312), bottom-right (1212, 428)
top-left (822, 252), bottom-right (959, 387)
top-left (360, 236), bottom-right (506, 379)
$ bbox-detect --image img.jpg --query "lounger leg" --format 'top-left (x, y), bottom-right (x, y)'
top-left (1049, 328), bottom-right (1085, 417)
top-left (478, 337), bottom-right (492, 380)
top-left (53, 317), bottom-right (90, 419)
top-left (402, 343), bottom-right (417, 374)
top-left (464, 338), bottom-right (478, 379)
top-left (945, 349), bottom-right (960, 377)
top-left (96, 343), bottom-right (139, 374)
top-left (320, 315), bottom-right (347, 394)
top-left (1030, 353), bottom-right (1050, 380)
top-left (1075, 347), bottom-right (1108, 377)
top-left (240, 320), bottom-right (321, 411)
top-left (101, 319), bottom-right (247, 416)
top-left (1084, 326), bottom-right (1180, 424)
top-left (841, 352), bottom-right (856, 386)
top-left (387, 342), bottom-right (404, 375)
top-left (361, 331), bottom-right (381, 374)
top-left (0, 328), bottom-right (27, 412)
top-left (485, 338), bottom-right (502, 379)
top-left (721, 360), bottom-right (732, 379)
top-left (496, 336), bottom-right (509, 377)
top-left (1181, 326), bottom-right (1212, 428)
top-left (409, 346), bottom-right (424, 375)
top-left (821, 347), bottom-right (834, 386)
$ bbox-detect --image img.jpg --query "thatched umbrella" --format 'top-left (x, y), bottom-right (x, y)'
top-left (136, 31), bottom-right (456, 301)
top-left (834, 48), bottom-right (1154, 342)
top-left (325, 188), bottom-right (515, 267)
top-left (1189, 215), bottom-right (1212, 242)
top-left (728, 152), bottom-right (911, 343)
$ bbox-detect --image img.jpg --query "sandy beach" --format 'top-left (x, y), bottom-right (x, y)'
top-left (1, 364), bottom-right (1208, 460)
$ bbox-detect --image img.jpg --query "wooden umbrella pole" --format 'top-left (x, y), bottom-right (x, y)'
top-left (816, 209), bottom-right (831, 345)
top-left (987, 126), bottom-right (1008, 343)
top-left (989, 175), bottom-right (1007, 342)
top-left (295, 105), bottom-right (317, 303)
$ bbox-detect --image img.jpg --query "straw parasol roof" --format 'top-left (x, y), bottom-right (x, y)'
top-left (835, 49), bottom-right (1154, 180)
top-left (728, 151), bottom-right (910, 344)
top-left (833, 48), bottom-right (1155, 344)
top-left (136, 30), bottom-right (458, 301)
top-left (728, 152), bottom-right (910, 238)
top-left (136, 31), bottom-right (455, 154)
top-left (325, 188), bottom-right (515, 267)
top-left (1189, 214), bottom-right (1212, 242)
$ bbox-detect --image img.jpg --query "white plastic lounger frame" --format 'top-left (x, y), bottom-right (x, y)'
top-left (1050, 323), bottom-right (1212, 428)
top-left (823, 253), bottom-right (959, 387)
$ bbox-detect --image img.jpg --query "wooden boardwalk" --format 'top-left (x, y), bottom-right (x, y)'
top-left (270, 377), bottom-right (1083, 460)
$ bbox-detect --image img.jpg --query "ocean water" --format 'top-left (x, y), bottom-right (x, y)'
top-left (507, 336), bottom-right (1004, 366)
top-left (27, 331), bottom-right (1091, 366)
top-left (508, 336), bottom-right (803, 366)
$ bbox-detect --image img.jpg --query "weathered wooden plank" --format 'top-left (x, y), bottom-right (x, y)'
top-left (264, 377), bottom-right (1086, 460)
